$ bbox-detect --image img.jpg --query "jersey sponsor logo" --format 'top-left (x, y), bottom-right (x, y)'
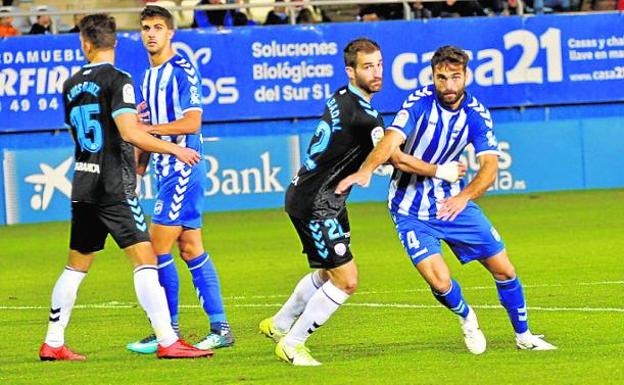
top-left (74, 162), bottom-right (100, 174)
top-left (333, 242), bottom-right (347, 256)
top-left (392, 109), bottom-right (409, 128)
top-left (154, 199), bottom-right (163, 215)
top-left (24, 156), bottom-right (72, 210)
top-left (371, 126), bottom-right (384, 147)
top-left (122, 83), bottom-right (135, 104)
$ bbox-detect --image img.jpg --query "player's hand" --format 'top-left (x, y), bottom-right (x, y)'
top-left (335, 171), bottom-right (372, 195)
top-left (435, 161), bottom-right (467, 183)
top-left (137, 101), bottom-right (150, 123)
top-left (174, 147), bottom-right (201, 166)
top-left (436, 194), bottom-right (469, 221)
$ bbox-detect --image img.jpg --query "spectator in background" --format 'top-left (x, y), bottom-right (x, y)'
top-left (29, 13), bottom-right (52, 34)
top-left (359, 4), bottom-right (404, 21)
top-left (67, 13), bottom-right (85, 33)
top-left (532, 0), bottom-right (571, 13)
top-left (264, 0), bottom-right (289, 25)
top-left (192, 0), bottom-right (251, 28)
top-left (296, 8), bottom-right (316, 24)
top-left (411, 1), bottom-right (433, 18)
top-left (429, 0), bottom-right (487, 17)
top-left (0, 9), bottom-right (21, 37)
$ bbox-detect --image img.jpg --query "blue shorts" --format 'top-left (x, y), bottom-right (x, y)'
top-left (152, 163), bottom-right (205, 229)
top-left (391, 201), bottom-right (505, 266)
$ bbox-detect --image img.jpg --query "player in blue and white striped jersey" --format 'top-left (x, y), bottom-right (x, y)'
top-left (127, 5), bottom-right (233, 355)
top-left (337, 46), bottom-right (556, 353)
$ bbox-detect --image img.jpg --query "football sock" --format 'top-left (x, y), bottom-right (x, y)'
top-left (432, 279), bottom-right (471, 318)
top-left (133, 265), bottom-right (177, 347)
top-left (273, 270), bottom-right (324, 332)
top-left (44, 267), bottom-right (86, 348)
top-left (283, 280), bottom-right (350, 346)
top-left (495, 276), bottom-right (529, 333)
top-left (157, 253), bottom-right (180, 333)
top-left (185, 253), bottom-right (227, 324)
top-left (210, 321), bottom-right (230, 335)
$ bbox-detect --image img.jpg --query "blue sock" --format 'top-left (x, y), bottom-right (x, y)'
top-left (496, 276), bottom-right (528, 333)
top-left (432, 279), bottom-right (470, 318)
top-left (157, 254), bottom-right (180, 333)
top-left (185, 253), bottom-right (227, 327)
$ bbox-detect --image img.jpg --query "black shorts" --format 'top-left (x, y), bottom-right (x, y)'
top-left (70, 199), bottom-right (151, 253)
top-left (289, 209), bottom-right (353, 269)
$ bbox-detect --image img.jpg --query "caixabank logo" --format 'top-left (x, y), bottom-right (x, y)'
top-left (3, 149), bottom-right (74, 224)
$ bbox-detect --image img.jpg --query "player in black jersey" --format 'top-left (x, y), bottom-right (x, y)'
top-left (39, 13), bottom-right (212, 361)
top-left (258, 38), bottom-right (386, 366)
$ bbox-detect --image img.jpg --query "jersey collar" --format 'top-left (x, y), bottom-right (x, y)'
top-left (83, 61), bottom-right (113, 68)
top-left (347, 83), bottom-right (370, 103)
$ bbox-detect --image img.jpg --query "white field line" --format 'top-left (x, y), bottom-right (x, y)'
top-left (1, 302), bottom-right (623, 313)
top-left (1, 281), bottom-right (622, 312)
top-left (222, 280), bottom-right (624, 300)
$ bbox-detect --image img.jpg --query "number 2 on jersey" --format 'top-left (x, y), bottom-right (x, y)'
top-left (70, 104), bottom-right (103, 152)
top-left (303, 121), bottom-right (332, 170)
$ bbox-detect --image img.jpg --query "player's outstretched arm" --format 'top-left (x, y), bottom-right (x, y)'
top-left (142, 111), bottom-right (202, 136)
top-left (391, 152), bottom-right (467, 183)
top-left (437, 154), bottom-right (497, 221)
top-left (335, 130), bottom-right (405, 194)
top-left (115, 112), bottom-right (200, 166)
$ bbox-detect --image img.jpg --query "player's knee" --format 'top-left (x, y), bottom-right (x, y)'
top-left (177, 240), bottom-right (203, 261)
top-left (492, 266), bottom-right (516, 281)
top-left (430, 278), bottom-right (452, 294)
top-left (331, 277), bottom-right (358, 295)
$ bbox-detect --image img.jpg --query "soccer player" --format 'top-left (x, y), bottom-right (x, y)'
top-left (126, 5), bottom-right (233, 354)
top-left (39, 13), bottom-right (212, 361)
top-left (258, 38), bottom-right (465, 366)
top-left (336, 45), bottom-right (557, 354)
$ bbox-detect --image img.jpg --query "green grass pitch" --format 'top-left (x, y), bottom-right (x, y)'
top-left (1, 189), bottom-right (623, 384)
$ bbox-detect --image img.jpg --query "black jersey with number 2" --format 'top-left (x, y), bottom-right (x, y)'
top-left (286, 85), bottom-right (386, 219)
top-left (63, 62), bottom-right (138, 204)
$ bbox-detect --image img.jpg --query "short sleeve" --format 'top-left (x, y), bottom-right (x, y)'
top-left (386, 107), bottom-right (416, 140)
top-left (175, 66), bottom-right (203, 114)
top-left (469, 108), bottom-right (500, 157)
top-left (110, 73), bottom-right (138, 119)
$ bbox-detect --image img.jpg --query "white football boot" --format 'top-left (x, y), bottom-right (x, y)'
top-left (459, 306), bottom-right (487, 355)
top-left (516, 333), bottom-right (557, 350)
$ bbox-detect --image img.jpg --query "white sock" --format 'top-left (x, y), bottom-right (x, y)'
top-left (516, 330), bottom-right (533, 340)
top-left (283, 280), bottom-right (350, 347)
top-left (133, 265), bottom-right (178, 347)
top-left (44, 267), bottom-right (86, 348)
top-left (273, 271), bottom-right (324, 332)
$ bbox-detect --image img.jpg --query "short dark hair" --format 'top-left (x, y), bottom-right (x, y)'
top-left (343, 38), bottom-right (380, 68)
top-left (431, 45), bottom-right (469, 71)
top-left (79, 14), bottom-right (116, 50)
top-left (140, 5), bottom-right (175, 29)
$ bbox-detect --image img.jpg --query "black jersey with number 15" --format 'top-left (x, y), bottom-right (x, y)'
top-left (285, 85), bottom-right (385, 219)
top-left (63, 62), bottom-right (138, 204)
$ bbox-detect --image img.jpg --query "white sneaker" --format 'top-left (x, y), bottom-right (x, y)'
top-left (275, 339), bottom-right (321, 366)
top-left (516, 333), bottom-right (557, 350)
top-left (459, 307), bottom-right (487, 355)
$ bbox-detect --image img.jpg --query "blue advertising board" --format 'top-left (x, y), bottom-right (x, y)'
top-left (4, 114), bottom-right (623, 224)
top-left (1, 13), bottom-right (624, 132)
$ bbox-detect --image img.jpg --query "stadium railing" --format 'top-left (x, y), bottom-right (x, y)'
top-left (0, 0), bottom-right (525, 34)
